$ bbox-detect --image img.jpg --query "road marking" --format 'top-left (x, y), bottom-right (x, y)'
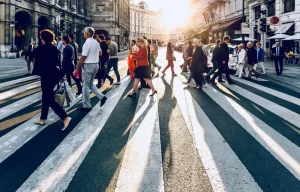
top-left (222, 83), bottom-right (300, 129)
top-left (0, 75), bottom-right (39, 89)
top-left (115, 82), bottom-right (164, 192)
top-left (203, 85), bottom-right (300, 181)
top-left (0, 81), bottom-right (40, 101)
top-left (169, 77), bottom-right (262, 192)
top-left (17, 77), bottom-right (131, 192)
top-left (231, 76), bottom-right (300, 105)
top-left (0, 92), bottom-right (42, 121)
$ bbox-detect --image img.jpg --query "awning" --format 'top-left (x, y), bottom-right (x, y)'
top-left (187, 27), bottom-right (210, 39)
top-left (212, 18), bottom-right (241, 31)
top-left (275, 23), bottom-right (294, 34)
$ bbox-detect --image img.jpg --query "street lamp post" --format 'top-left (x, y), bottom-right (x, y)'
top-left (242, 0), bottom-right (245, 43)
top-left (10, 24), bottom-right (15, 52)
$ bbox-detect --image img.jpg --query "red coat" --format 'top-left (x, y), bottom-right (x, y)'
top-left (132, 46), bottom-right (149, 66)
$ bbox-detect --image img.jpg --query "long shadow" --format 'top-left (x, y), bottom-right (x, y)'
top-left (0, 85), bottom-right (114, 191)
top-left (186, 85), bottom-right (300, 192)
top-left (212, 83), bottom-right (300, 147)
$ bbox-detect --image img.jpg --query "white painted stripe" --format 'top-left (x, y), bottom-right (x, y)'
top-left (0, 81), bottom-right (40, 101)
top-left (222, 83), bottom-right (300, 129)
top-left (0, 94), bottom-right (82, 163)
top-left (17, 77), bottom-right (131, 192)
top-left (1, 68), bottom-right (28, 74)
top-left (0, 75), bottom-right (39, 89)
top-left (169, 77), bottom-right (262, 192)
top-left (115, 86), bottom-right (164, 192)
top-left (0, 92), bottom-right (42, 121)
top-left (231, 76), bottom-right (300, 106)
top-left (203, 85), bottom-right (300, 180)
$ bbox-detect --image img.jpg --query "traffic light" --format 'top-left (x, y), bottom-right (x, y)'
top-left (259, 18), bottom-right (267, 33)
top-left (60, 12), bottom-right (65, 32)
top-left (260, 10), bottom-right (267, 15)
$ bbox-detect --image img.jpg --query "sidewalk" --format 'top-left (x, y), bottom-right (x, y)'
top-left (260, 61), bottom-right (300, 89)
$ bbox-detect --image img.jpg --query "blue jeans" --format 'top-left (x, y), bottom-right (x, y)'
top-left (206, 63), bottom-right (217, 76)
top-left (106, 58), bottom-right (120, 82)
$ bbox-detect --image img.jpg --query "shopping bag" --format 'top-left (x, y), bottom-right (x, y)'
top-left (55, 83), bottom-right (66, 107)
top-left (64, 82), bottom-right (75, 102)
top-left (75, 67), bottom-right (82, 79)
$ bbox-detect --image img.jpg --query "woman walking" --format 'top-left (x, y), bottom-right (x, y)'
top-left (235, 44), bottom-right (247, 78)
top-left (128, 38), bottom-right (157, 97)
top-left (128, 40), bottom-right (139, 79)
top-left (162, 42), bottom-right (176, 76)
top-left (32, 30), bottom-right (71, 131)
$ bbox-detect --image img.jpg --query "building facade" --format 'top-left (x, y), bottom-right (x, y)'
top-left (90, 0), bottom-right (130, 51)
top-left (0, 0), bottom-right (91, 58)
top-left (130, 1), bottom-right (166, 41)
top-left (248, 0), bottom-right (300, 55)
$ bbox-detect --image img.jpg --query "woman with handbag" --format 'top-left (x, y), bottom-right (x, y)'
top-left (32, 30), bottom-right (72, 131)
top-left (162, 42), bottom-right (177, 76)
top-left (127, 38), bottom-right (157, 97)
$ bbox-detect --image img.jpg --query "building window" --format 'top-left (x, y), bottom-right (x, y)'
top-left (284, 0), bottom-right (295, 13)
top-left (253, 5), bottom-right (261, 20)
top-left (267, 1), bottom-right (275, 16)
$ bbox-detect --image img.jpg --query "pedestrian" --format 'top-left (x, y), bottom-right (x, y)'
top-left (152, 40), bottom-right (160, 70)
top-left (148, 39), bottom-right (161, 73)
top-left (106, 37), bottom-right (121, 85)
top-left (235, 44), bottom-right (247, 78)
top-left (162, 42), bottom-right (177, 76)
top-left (25, 40), bottom-right (37, 75)
top-left (127, 38), bottom-right (157, 97)
top-left (73, 27), bottom-right (108, 111)
top-left (184, 39), bottom-right (207, 90)
top-left (206, 39), bottom-right (221, 81)
top-left (32, 30), bottom-right (71, 131)
top-left (62, 36), bottom-right (82, 95)
top-left (254, 42), bottom-right (266, 74)
top-left (246, 42), bottom-right (260, 78)
top-left (210, 36), bottom-right (234, 84)
top-left (271, 41), bottom-right (285, 75)
top-left (68, 34), bottom-right (79, 67)
top-left (56, 36), bottom-right (64, 54)
top-left (128, 40), bottom-right (139, 79)
top-left (180, 41), bottom-right (189, 72)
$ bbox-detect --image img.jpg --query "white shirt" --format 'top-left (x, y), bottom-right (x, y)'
top-left (82, 38), bottom-right (101, 63)
top-left (57, 41), bottom-right (64, 53)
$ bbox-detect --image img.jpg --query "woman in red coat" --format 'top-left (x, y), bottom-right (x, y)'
top-left (128, 38), bottom-right (157, 97)
top-left (128, 40), bottom-right (139, 79)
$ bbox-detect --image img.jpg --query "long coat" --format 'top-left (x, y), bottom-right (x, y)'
top-left (190, 46), bottom-right (208, 73)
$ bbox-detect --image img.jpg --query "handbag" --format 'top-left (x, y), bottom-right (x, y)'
top-left (64, 82), bottom-right (75, 102)
top-left (55, 83), bottom-right (66, 107)
top-left (75, 67), bottom-right (82, 79)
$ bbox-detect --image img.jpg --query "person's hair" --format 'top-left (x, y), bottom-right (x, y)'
top-left (238, 44), bottom-right (244, 49)
top-left (216, 39), bottom-right (221, 44)
top-left (137, 38), bottom-right (145, 43)
top-left (256, 42), bottom-right (261, 46)
top-left (106, 36), bottom-right (112, 41)
top-left (199, 39), bottom-right (203, 44)
top-left (142, 36), bottom-right (147, 40)
top-left (84, 27), bottom-right (95, 37)
top-left (93, 35), bottom-right (98, 39)
top-left (153, 40), bottom-right (156, 43)
top-left (62, 36), bottom-right (70, 44)
top-left (188, 40), bottom-right (192, 46)
top-left (193, 38), bottom-right (199, 44)
top-left (99, 34), bottom-right (105, 40)
top-left (69, 34), bottom-right (75, 40)
top-left (167, 42), bottom-right (172, 48)
top-left (223, 36), bottom-right (230, 41)
top-left (131, 39), bottom-right (136, 44)
top-left (147, 39), bottom-right (152, 44)
top-left (40, 30), bottom-right (55, 44)
top-left (57, 36), bottom-right (61, 40)
top-left (247, 42), bottom-right (252, 46)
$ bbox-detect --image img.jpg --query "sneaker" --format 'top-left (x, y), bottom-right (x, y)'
top-left (100, 96), bottom-right (107, 107)
top-left (114, 82), bottom-right (121, 85)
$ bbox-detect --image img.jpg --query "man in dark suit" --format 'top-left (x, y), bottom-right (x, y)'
top-left (25, 40), bottom-right (37, 75)
top-left (272, 42), bottom-right (285, 75)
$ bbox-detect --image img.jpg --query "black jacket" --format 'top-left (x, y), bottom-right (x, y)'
top-left (212, 46), bottom-right (221, 64)
top-left (191, 46), bottom-right (208, 73)
top-left (62, 44), bottom-right (75, 73)
top-left (247, 47), bottom-right (258, 65)
top-left (271, 46), bottom-right (285, 59)
top-left (26, 44), bottom-right (36, 59)
top-left (32, 43), bottom-right (61, 78)
top-left (219, 42), bottom-right (229, 62)
top-left (69, 41), bottom-right (78, 65)
top-left (100, 41), bottom-right (109, 65)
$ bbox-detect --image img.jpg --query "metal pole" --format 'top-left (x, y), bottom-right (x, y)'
top-left (242, 0), bottom-right (245, 43)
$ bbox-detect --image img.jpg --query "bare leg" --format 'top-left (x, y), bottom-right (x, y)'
top-left (130, 78), bottom-right (140, 94)
top-left (143, 78), bottom-right (156, 93)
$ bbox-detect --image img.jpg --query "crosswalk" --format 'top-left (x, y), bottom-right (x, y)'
top-left (0, 66), bottom-right (300, 192)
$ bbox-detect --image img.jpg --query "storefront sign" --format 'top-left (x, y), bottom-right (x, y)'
top-left (241, 23), bottom-right (250, 34)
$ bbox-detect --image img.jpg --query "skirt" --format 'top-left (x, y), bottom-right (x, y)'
top-left (134, 66), bottom-right (151, 79)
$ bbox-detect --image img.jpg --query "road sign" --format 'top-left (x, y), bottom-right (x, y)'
top-left (241, 23), bottom-right (249, 34)
top-left (270, 16), bottom-right (280, 25)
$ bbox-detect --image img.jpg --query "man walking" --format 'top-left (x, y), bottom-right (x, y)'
top-left (211, 36), bottom-right (234, 84)
top-left (56, 36), bottom-right (64, 54)
top-left (73, 27), bottom-right (107, 111)
top-left (106, 37), bottom-right (121, 85)
top-left (254, 42), bottom-right (266, 74)
top-left (25, 40), bottom-right (37, 75)
top-left (68, 34), bottom-right (78, 67)
top-left (206, 39), bottom-right (221, 81)
top-left (62, 36), bottom-right (82, 95)
top-left (246, 42), bottom-right (260, 78)
top-left (272, 41), bottom-right (285, 75)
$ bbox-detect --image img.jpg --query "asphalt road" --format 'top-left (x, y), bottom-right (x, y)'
top-left (0, 48), bottom-right (300, 192)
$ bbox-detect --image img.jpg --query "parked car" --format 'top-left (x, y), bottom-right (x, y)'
top-left (175, 42), bottom-right (184, 51)
top-left (207, 44), bottom-right (237, 71)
